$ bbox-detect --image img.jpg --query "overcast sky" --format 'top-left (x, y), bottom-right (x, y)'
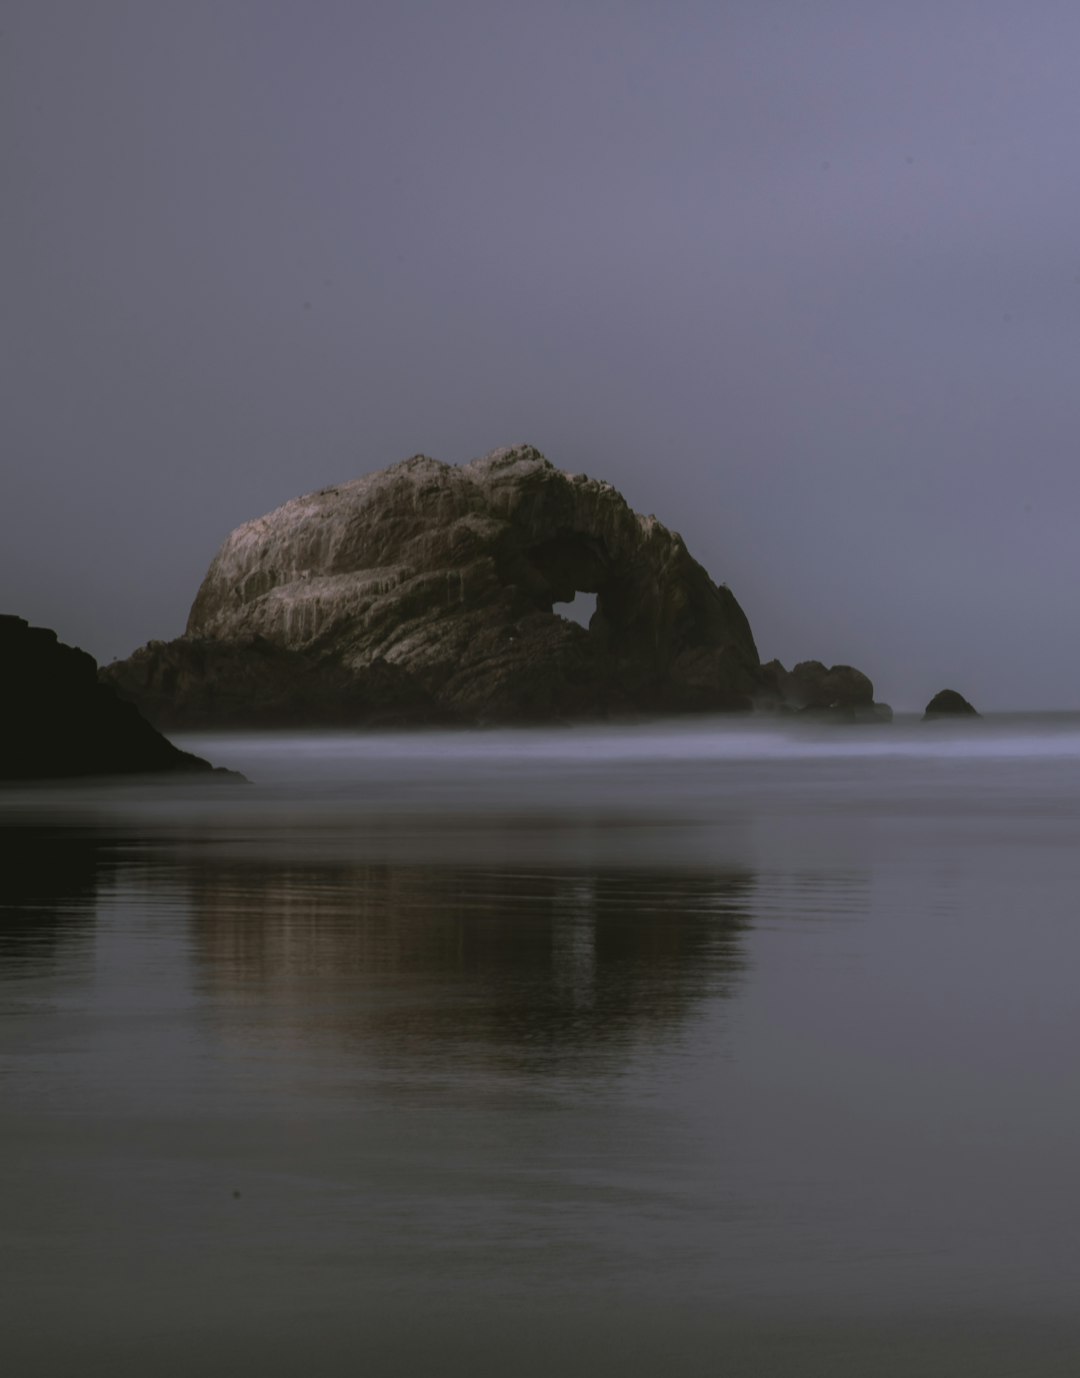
top-left (3, 0), bottom-right (1079, 709)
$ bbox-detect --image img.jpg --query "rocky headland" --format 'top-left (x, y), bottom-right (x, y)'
top-left (0, 614), bottom-right (240, 780)
top-left (104, 445), bottom-right (889, 728)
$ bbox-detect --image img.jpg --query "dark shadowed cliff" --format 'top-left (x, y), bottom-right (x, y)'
top-left (0, 615), bottom-right (239, 779)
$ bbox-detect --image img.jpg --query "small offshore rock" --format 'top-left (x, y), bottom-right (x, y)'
top-left (755, 658), bottom-right (887, 721)
top-left (923, 688), bottom-right (980, 720)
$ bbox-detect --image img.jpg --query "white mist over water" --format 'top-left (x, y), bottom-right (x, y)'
top-left (179, 713), bottom-right (1080, 770)
top-left (7, 715), bottom-right (1080, 869)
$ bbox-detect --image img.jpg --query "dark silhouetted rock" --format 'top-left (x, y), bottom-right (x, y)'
top-left (103, 445), bottom-right (885, 728)
top-left (0, 615), bottom-right (241, 779)
top-left (756, 659), bottom-right (892, 723)
top-left (923, 689), bottom-right (980, 720)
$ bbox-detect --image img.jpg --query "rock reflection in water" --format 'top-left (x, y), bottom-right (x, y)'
top-left (189, 863), bottom-right (755, 1074)
top-left (0, 826), bottom-right (108, 976)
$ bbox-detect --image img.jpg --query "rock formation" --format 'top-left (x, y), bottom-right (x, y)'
top-left (104, 445), bottom-right (885, 728)
top-left (757, 659), bottom-right (893, 722)
top-left (0, 615), bottom-right (240, 779)
top-left (923, 688), bottom-right (980, 719)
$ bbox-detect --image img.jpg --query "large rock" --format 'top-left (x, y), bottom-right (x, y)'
top-left (0, 615), bottom-right (240, 780)
top-left (104, 445), bottom-right (885, 728)
top-left (923, 688), bottom-right (980, 719)
top-left (106, 446), bottom-right (768, 726)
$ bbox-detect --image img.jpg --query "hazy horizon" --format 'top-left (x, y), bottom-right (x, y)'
top-left (5, 2), bottom-right (1079, 711)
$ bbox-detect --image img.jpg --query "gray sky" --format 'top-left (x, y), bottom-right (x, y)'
top-left (4, 0), bottom-right (1079, 709)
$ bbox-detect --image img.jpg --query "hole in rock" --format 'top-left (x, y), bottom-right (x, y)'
top-left (555, 590), bottom-right (597, 629)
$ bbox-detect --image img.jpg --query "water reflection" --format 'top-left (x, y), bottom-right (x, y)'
top-left (0, 826), bottom-right (107, 976)
top-left (188, 862), bottom-right (755, 1074)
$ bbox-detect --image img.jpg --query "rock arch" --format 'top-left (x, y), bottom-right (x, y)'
top-left (103, 446), bottom-right (882, 727)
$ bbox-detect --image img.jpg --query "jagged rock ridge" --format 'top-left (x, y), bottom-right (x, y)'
top-left (105, 445), bottom-right (883, 727)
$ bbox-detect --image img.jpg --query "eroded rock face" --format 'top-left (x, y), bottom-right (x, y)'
top-left (104, 445), bottom-right (887, 728)
top-left (924, 689), bottom-right (980, 719)
top-left (0, 615), bottom-right (240, 779)
top-left (107, 446), bottom-right (768, 725)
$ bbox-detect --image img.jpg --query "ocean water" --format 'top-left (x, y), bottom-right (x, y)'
top-left (3, 715), bottom-right (1080, 1376)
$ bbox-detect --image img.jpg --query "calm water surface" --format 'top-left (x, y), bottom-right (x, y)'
top-left (3, 716), bottom-right (1080, 1375)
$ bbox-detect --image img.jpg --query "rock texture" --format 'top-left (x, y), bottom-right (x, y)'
top-left (923, 688), bottom-right (980, 719)
top-left (107, 635), bottom-right (447, 730)
top-left (104, 445), bottom-right (885, 728)
top-left (757, 659), bottom-right (893, 722)
top-left (0, 615), bottom-right (240, 779)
